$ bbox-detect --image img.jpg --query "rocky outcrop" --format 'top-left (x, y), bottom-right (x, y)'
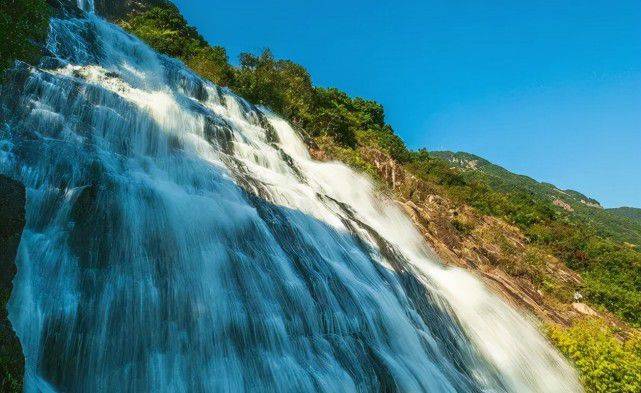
top-left (0, 175), bottom-right (26, 392)
top-left (553, 199), bottom-right (574, 212)
top-left (572, 303), bottom-right (598, 317)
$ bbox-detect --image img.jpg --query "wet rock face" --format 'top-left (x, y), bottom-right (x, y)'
top-left (0, 175), bottom-right (26, 393)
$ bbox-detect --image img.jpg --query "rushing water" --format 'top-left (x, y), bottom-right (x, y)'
top-left (76, 0), bottom-right (94, 13)
top-left (0, 3), bottom-right (582, 392)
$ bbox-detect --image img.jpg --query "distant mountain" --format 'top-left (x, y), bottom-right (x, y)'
top-left (431, 151), bottom-right (641, 245)
top-left (608, 207), bottom-right (641, 223)
top-left (430, 151), bottom-right (600, 205)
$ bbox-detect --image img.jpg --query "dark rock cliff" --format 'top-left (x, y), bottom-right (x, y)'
top-left (0, 175), bottom-right (26, 392)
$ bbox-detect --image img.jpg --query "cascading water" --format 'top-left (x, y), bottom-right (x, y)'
top-left (76, 0), bottom-right (94, 13)
top-left (0, 3), bottom-right (582, 392)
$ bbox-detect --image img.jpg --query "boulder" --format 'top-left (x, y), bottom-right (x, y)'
top-left (572, 302), bottom-right (599, 317)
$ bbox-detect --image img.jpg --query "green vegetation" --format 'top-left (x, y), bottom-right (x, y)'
top-left (433, 151), bottom-right (641, 246)
top-left (452, 218), bottom-right (474, 236)
top-left (428, 152), bottom-right (641, 325)
top-left (1, 2), bottom-right (50, 390)
top-left (1, 176), bottom-right (27, 393)
top-left (120, 2), bottom-right (641, 328)
top-left (0, 290), bottom-right (22, 392)
top-left (547, 319), bottom-right (641, 393)
top-left (0, 0), bottom-right (51, 73)
top-left (121, 3), bottom-right (233, 86)
top-left (608, 207), bottom-right (641, 224)
top-left (120, 3), bottom-right (410, 160)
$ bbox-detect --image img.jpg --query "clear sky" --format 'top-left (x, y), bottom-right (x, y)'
top-left (173, 0), bottom-right (640, 208)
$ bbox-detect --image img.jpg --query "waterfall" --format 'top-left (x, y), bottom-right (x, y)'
top-left (77, 0), bottom-right (94, 13)
top-left (0, 6), bottom-right (582, 393)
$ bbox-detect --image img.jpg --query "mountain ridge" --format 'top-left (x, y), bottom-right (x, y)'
top-left (431, 150), bottom-right (641, 246)
top-left (608, 207), bottom-right (641, 223)
top-left (431, 151), bottom-right (602, 207)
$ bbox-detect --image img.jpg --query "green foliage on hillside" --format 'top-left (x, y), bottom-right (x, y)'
top-left (0, 0), bottom-right (51, 73)
top-left (1, 3), bottom-right (50, 387)
top-left (234, 50), bottom-right (315, 128)
top-left (547, 319), bottom-right (641, 393)
top-left (0, 290), bottom-right (22, 393)
top-left (425, 151), bottom-right (641, 325)
top-left (121, 3), bottom-right (234, 86)
top-left (609, 207), bottom-right (641, 223)
top-left (432, 151), bottom-right (641, 246)
top-left (186, 46), bottom-right (235, 87)
top-left (120, 3), bottom-right (641, 327)
top-left (232, 51), bottom-right (410, 158)
top-left (120, 3), bottom-right (410, 160)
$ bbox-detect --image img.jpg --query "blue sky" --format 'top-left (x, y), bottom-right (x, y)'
top-left (174, 0), bottom-right (640, 208)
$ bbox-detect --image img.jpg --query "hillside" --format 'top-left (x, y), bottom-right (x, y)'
top-left (432, 151), bottom-right (641, 246)
top-left (430, 151), bottom-right (599, 206)
top-left (609, 207), bottom-right (641, 223)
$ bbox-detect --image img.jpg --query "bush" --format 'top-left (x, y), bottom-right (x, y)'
top-left (452, 218), bottom-right (474, 236)
top-left (186, 46), bottom-right (234, 86)
top-left (0, 0), bottom-right (51, 72)
top-left (120, 3), bottom-right (206, 59)
top-left (547, 319), bottom-right (641, 393)
top-left (234, 50), bottom-right (315, 128)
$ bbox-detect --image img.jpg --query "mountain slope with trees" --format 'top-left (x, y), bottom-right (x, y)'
top-left (432, 151), bottom-right (641, 246)
top-left (0, 0), bottom-right (51, 73)
top-left (608, 207), bottom-right (641, 224)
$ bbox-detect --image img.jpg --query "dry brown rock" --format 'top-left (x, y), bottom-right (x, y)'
top-left (572, 303), bottom-right (598, 317)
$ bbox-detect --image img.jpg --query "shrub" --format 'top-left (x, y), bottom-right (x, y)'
top-left (0, 0), bottom-right (51, 72)
top-left (452, 218), bottom-right (474, 236)
top-left (120, 3), bottom-right (205, 60)
top-left (186, 46), bottom-right (234, 86)
top-left (547, 319), bottom-right (641, 393)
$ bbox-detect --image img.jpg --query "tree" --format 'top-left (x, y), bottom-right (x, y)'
top-left (234, 49), bottom-right (315, 126)
top-left (121, 3), bottom-right (205, 60)
top-left (186, 46), bottom-right (234, 86)
top-left (0, 0), bottom-right (51, 72)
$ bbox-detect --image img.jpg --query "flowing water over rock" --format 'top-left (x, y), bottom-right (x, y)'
top-left (0, 4), bottom-right (582, 392)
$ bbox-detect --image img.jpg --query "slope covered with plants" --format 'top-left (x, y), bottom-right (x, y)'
top-left (608, 207), bottom-right (641, 224)
top-left (0, 0), bottom-right (51, 73)
top-left (432, 151), bottom-right (641, 246)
